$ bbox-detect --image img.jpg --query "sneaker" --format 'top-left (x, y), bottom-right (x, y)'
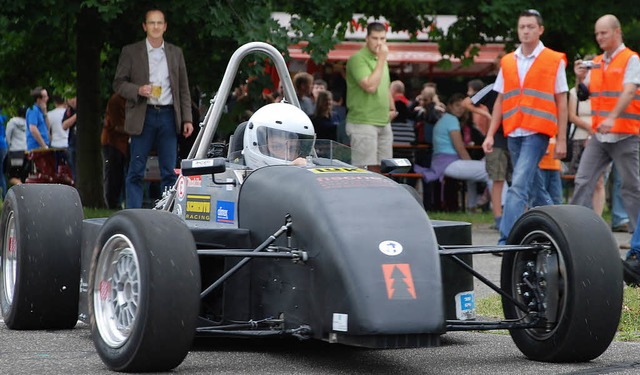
top-left (623, 254), bottom-right (640, 287)
top-left (620, 242), bottom-right (631, 250)
top-left (612, 223), bottom-right (629, 233)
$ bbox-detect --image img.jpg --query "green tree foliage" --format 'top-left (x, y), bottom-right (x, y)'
top-left (1, 0), bottom-right (639, 206)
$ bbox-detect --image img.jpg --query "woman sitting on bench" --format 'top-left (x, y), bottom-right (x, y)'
top-left (413, 93), bottom-right (491, 211)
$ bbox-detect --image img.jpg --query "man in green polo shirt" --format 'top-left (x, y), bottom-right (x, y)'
top-left (346, 22), bottom-right (396, 168)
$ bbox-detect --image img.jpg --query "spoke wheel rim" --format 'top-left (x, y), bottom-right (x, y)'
top-left (94, 234), bottom-right (141, 348)
top-left (2, 212), bottom-right (17, 306)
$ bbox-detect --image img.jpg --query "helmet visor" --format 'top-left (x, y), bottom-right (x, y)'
top-left (256, 127), bottom-right (315, 161)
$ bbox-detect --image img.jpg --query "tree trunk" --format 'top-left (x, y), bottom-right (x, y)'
top-left (76, 7), bottom-right (105, 207)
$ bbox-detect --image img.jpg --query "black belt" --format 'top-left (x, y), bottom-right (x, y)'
top-left (147, 104), bottom-right (173, 110)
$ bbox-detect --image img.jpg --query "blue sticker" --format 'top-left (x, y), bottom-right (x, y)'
top-left (455, 291), bottom-right (476, 320)
top-left (460, 293), bottom-right (475, 311)
top-left (216, 200), bottom-right (235, 224)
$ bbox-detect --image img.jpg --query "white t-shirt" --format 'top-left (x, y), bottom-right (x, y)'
top-left (48, 107), bottom-right (68, 148)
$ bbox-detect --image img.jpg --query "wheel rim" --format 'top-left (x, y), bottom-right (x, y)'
top-left (510, 230), bottom-right (567, 340)
top-left (2, 212), bottom-right (17, 306)
top-left (93, 234), bottom-right (141, 348)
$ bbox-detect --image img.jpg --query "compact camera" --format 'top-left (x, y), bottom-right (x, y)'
top-left (581, 60), bottom-right (595, 69)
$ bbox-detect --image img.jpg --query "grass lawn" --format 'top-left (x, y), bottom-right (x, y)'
top-left (475, 288), bottom-right (640, 342)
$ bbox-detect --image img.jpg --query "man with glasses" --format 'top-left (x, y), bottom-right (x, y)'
top-left (113, 8), bottom-right (193, 208)
top-left (482, 9), bottom-right (568, 245)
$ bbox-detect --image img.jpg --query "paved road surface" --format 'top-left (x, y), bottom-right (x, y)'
top-left (0, 222), bottom-right (636, 374)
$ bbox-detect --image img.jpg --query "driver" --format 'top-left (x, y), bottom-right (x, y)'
top-left (264, 128), bottom-right (307, 165)
top-left (243, 102), bottom-right (315, 169)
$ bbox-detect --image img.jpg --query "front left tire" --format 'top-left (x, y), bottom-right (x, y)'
top-left (89, 209), bottom-right (200, 372)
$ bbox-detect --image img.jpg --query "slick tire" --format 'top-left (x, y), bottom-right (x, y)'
top-left (0, 184), bottom-right (83, 329)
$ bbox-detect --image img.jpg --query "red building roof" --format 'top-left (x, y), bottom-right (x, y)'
top-left (288, 41), bottom-right (504, 77)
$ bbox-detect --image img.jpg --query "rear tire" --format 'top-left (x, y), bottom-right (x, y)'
top-left (501, 205), bottom-right (622, 362)
top-left (0, 184), bottom-right (83, 329)
top-left (89, 209), bottom-right (200, 372)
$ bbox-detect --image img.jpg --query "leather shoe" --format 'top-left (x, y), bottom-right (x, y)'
top-left (612, 223), bottom-right (629, 233)
top-left (623, 254), bottom-right (640, 287)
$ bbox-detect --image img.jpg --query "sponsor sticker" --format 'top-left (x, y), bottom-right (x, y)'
top-left (315, 175), bottom-right (396, 189)
top-left (309, 167), bottom-right (368, 174)
top-left (379, 240), bottom-right (403, 256)
top-left (382, 264), bottom-right (417, 300)
top-left (332, 313), bottom-right (348, 332)
top-left (186, 175), bottom-right (202, 187)
top-left (186, 194), bottom-right (211, 221)
top-left (177, 176), bottom-right (186, 201)
top-left (455, 291), bottom-right (476, 320)
top-left (192, 159), bottom-right (214, 168)
top-left (215, 200), bottom-right (235, 224)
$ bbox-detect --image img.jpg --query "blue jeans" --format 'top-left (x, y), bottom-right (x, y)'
top-left (0, 147), bottom-right (6, 199)
top-left (499, 133), bottom-right (549, 244)
top-left (532, 169), bottom-right (562, 206)
top-left (67, 147), bottom-right (76, 181)
top-left (630, 209), bottom-right (640, 257)
top-left (126, 106), bottom-right (177, 209)
top-left (610, 165), bottom-right (629, 228)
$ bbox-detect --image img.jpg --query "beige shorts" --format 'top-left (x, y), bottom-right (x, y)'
top-left (485, 147), bottom-right (512, 181)
top-left (346, 122), bottom-right (393, 167)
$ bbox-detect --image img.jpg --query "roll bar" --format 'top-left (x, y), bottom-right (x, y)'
top-left (193, 42), bottom-right (300, 159)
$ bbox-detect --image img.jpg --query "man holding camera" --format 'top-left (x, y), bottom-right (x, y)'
top-left (570, 14), bottom-right (640, 256)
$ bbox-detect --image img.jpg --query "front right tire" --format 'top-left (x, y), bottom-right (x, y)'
top-left (501, 205), bottom-right (622, 362)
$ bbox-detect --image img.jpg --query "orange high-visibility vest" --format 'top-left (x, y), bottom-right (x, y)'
top-left (501, 48), bottom-right (567, 137)
top-left (589, 48), bottom-right (640, 134)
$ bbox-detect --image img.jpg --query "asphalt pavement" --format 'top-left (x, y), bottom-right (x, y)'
top-left (0, 222), bottom-right (637, 374)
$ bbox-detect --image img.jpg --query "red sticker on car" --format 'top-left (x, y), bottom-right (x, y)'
top-left (382, 264), bottom-right (416, 300)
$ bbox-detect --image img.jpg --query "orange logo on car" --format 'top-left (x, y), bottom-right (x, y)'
top-left (382, 264), bottom-right (416, 300)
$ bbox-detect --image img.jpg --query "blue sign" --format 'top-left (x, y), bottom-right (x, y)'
top-left (460, 292), bottom-right (475, 311)
top-left (216, 200), bottom-right (235, 224)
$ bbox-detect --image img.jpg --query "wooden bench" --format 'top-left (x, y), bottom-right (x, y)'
top-left (384, 171), bottom-right (466, 212)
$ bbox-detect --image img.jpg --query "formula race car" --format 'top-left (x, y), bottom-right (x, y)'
top-left (0, 42), bottom-right (623, 372)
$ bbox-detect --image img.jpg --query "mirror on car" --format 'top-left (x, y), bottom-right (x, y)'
top-left (380, 158), bottom-right (412, 174)
top-left (181, 158), bottom-right (226, 176)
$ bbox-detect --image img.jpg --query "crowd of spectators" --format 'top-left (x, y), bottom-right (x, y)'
top-left (5, 9), bottom-right (640, 286)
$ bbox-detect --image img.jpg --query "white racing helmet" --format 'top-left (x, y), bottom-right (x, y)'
top-left (243, 102), bottom-right (316, 169)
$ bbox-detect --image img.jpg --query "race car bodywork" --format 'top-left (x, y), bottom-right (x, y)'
top-left (0, 42), bottom-right (623, 372)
